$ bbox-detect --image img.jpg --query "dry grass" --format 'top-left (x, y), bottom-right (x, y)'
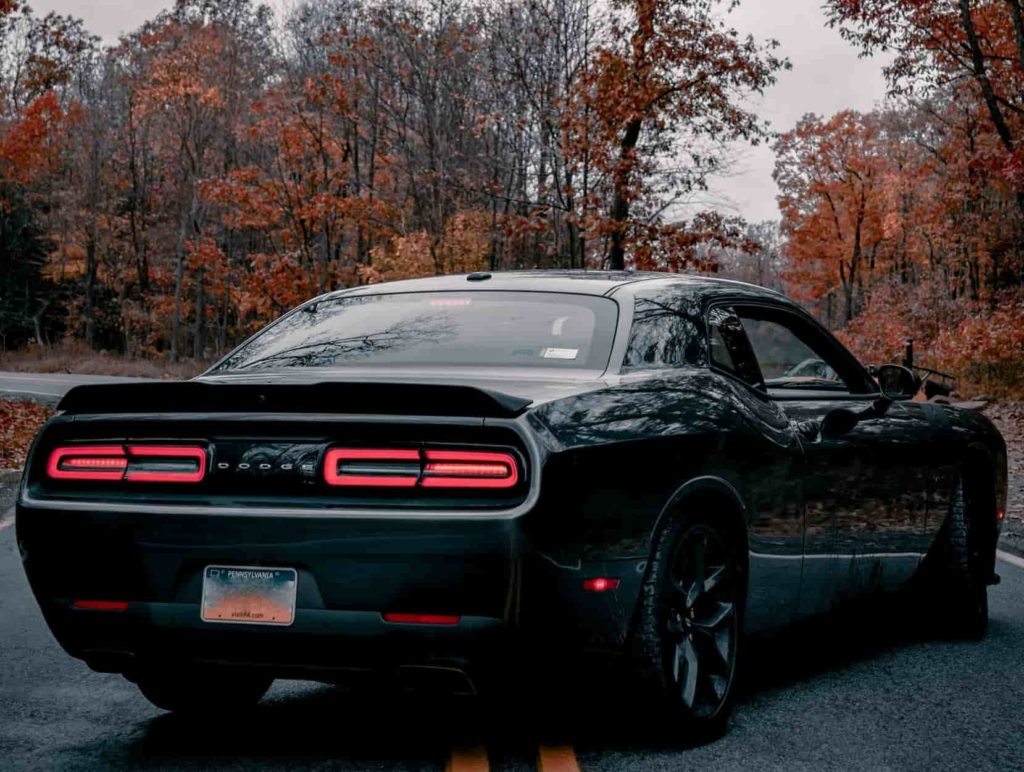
top-left (0, 342), bottom-right (208, 380)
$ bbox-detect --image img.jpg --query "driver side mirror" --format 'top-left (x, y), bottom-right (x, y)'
top-left (874, 364), bottom-right (919, 399)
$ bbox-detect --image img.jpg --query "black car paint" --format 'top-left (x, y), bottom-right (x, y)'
top-left (16, 271), bottom-right (1009, 681)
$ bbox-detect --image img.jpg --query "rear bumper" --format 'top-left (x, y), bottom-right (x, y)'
top-left (17, 502), bottom-right (644, 679)
top-left (41, 603), bottom-right (505, 685)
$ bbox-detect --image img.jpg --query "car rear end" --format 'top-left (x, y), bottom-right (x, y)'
top-left (16, 381), bottom-right (539, 690)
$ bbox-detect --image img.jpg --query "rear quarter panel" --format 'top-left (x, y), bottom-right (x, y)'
top-left (519, 370), bottom-right (804, 638)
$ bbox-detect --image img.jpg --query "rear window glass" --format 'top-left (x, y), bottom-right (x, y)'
top-left (622, 290), bottom-right (705, 370)
top-left (213, 291), bottom-right (618, 373)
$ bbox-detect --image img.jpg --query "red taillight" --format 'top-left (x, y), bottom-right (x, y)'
top-left (124, 445), bottom-right (206, 483)
top-left (47, 446), bottom-right (128, 481)
top-left (421, 450), bottom-right (518, 489)
top-left (324, 448), bottom-right (421, 487)
top-left (324, 448), bottom-right (519, 490)
top-left (997, 509), bottom-right (1006, 523)
top-left (382, 613), bottom-right (460, 625)
top-left (47, 445), bottom-right (207, 483)
top-left (583, 577), bottom-right (620, 592)
top-left (72, 600), bottom-right (129, 611)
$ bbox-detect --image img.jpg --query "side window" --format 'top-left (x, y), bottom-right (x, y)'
top-left (737, 311), bottom-right (850, 392)
top-left (623, 289), bottom-right (705, 370)
top-left (707, 306), bottom-right (763, 388)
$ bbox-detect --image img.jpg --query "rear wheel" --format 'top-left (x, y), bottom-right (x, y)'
top-left (635, 512), bottom-right (744, 740)
top-left (134, 667), bottom-right (272, 714)
top-left (939, 479), bottom-right (988, 640)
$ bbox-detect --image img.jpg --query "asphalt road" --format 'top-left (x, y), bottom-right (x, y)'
top-left (0, 371), bottom-right (148, 405)
top-left (0, 509), bottom-right (1022, 771)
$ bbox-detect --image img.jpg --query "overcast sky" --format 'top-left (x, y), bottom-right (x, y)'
top-left (32, 0), bottom-right (890, 223)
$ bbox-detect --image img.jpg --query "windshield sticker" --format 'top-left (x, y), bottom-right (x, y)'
top-left (542, 347), bottom-right (579, 360)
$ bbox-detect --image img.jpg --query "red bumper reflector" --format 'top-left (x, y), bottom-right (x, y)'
top-left (325, 448), bottom-right (519, 489)
top-left (382, 613), bottom-right (460, 626)
top-left (47, 444), bottom-right (207, 483)
top-left (72, 600), bottom-right (129, 611)
top-left (583, 577), bottom-right (620, 592)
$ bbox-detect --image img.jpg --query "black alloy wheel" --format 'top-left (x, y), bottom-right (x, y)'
top-left (635, 512), bottom-right (744, 740)
top-left (664, 523), bottom-right (740, 720)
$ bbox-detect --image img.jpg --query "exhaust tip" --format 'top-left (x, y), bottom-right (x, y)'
top-left (396, 664), bottom-right (477, 696)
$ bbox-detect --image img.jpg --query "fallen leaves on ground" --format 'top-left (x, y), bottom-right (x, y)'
top-left (0, 399), bottom-right (53, 469)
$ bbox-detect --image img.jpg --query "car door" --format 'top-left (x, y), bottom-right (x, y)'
top-left (702, 306), bottom-right (805, 632)
top-left (728, 303), bottom-right (932, 612)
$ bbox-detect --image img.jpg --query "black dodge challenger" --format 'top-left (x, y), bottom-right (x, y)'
top-left (16, 271), bottom-right (1008, 734)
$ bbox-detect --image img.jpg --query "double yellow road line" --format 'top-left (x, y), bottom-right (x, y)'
top-left (448, 742), bottom-right (580, 772)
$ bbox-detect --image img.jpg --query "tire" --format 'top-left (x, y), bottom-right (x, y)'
top-left (134, 667), bottom-right (273, 714)
top-left (634, 511), bottom-right (745, 742)
top-left (939, 478), bottom-right (988, 640)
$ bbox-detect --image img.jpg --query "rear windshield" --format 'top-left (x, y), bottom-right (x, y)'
top-left (212, 291), bottom-right (618, 373)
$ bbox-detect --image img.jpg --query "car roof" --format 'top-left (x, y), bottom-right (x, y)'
top-left (314, 270), bottom-right (787, 302)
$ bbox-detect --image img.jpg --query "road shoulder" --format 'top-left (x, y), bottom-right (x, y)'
top-left (1, 469), bottom-right (19, 526)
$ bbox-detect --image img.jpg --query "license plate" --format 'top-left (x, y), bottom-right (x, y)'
top-left (200, 566), bottom-right (297, 626)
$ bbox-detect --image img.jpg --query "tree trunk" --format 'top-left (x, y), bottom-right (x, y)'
top-left (959, 0), bottom-right (1015, 153)
top-left (608, 118), bottom-right (643, 271)
top-left (170, 202), bottom-right (190, 363)
top-left (193, 266), bottom-right (205, 360)
top-left (84, 231), bottom-right (97, 348)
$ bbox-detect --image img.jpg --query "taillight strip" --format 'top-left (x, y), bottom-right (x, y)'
top-left (421, 450), bottom-right (518, 489)
top-left (324, 448), bottom-right (420, 487)
top-left (124, 445), bottom-right (206, 483)
top-left (46, 444), bottom-right (207, 483)
top-left (324, 448), bottom-right (519, 490)
top-left (47, 446), bottom-right (128, 481)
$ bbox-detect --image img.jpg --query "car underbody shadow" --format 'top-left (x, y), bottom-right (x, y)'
top-left (133, 683), bottom-right (475, 766)
top-left (734, 592), bottom-right (931, 697)
top-left (123, 595), bottom-right (965, 764)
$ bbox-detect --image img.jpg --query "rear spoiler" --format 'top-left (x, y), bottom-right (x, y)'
top-left (56, 380), bottom-right (533, 419)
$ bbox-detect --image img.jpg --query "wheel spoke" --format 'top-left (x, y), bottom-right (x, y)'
top-left (713, 625), bottom-right (732, 666)
top-left (680, 637), bottom-right (699, 709)
top-left (702, 565), bottom-right (726, 596)
top-left (691, 601), bottom-right (734, 633)
top-left (709, 673), bottom-right (728, 701)
top-left (686, 564), bottom-right (727, 608)
top-left (671, 575), bottom-right (690, 601)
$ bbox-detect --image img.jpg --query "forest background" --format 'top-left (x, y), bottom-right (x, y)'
top-left (1, 0), bottom-right (1022, 395)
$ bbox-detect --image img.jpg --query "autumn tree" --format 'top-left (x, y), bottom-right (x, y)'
top-left (827, 0), bottom-right (1024, 218)
top-left (774, 111), bottom-right (891, 324)
top-left (567, 0), bottom-right (785, 270)
top-left (0, 5), bottom-right (93, 347)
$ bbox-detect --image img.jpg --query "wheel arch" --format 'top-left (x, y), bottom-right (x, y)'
top-left (650, 476), bottom-right (750, 571)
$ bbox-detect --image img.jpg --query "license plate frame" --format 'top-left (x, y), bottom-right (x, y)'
top-left (200, 565), bottom-right (298, 627)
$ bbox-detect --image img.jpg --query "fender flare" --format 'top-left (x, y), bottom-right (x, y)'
top-left (649, 475), bottom-right (749, 545)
